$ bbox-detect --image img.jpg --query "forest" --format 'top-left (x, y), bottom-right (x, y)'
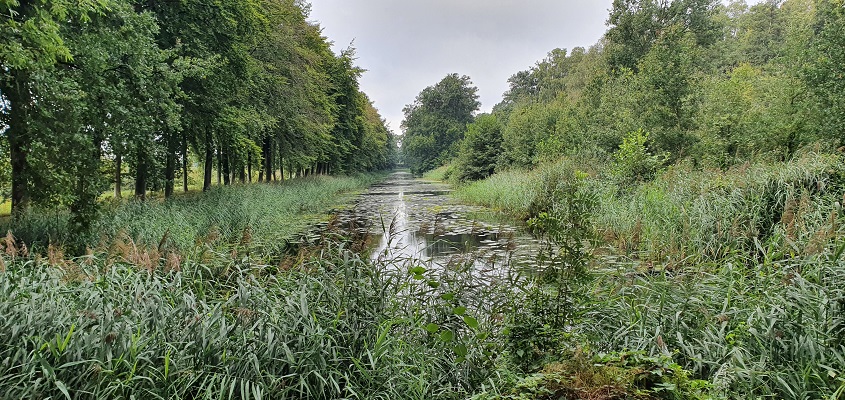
top-left (0, 0), bottom-right (396, 245)
top-left (0, 0), bottom-right (844, 399)
top-left (403, 0), bottom-right (843, 179)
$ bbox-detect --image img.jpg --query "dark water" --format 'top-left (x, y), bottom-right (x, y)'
top-left (333, 171), bottom-right (540, 270)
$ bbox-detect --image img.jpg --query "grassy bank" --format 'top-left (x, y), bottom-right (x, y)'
top-left (0, 171), bottom-right (511, 399)
top-left (3, 156), bottom-right (844, 399)
top-left (0, 235), bottom-right (509, 399)
top-left (452, 151), bottom-right (845, 399)
top-left (2, 174), bottom-right (382, 257)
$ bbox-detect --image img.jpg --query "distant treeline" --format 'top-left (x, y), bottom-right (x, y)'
top-left (402, 0), bottom-right (844, 180)
top-left (0, 0), bottom-right (397, 229)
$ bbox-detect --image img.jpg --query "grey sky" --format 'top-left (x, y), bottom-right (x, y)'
top-left (307, 1), bottom-right (761, 134)
top-left (307, 0), bottom-right (613, 133)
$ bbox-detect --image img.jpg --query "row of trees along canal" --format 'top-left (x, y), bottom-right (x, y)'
top-left (0, 0), bottom-right (397, 234)
top-left (402, 0), bottom-right (845, 181)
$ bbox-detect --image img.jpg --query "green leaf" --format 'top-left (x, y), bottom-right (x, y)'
top-left (55, 380), bottom-right (71, 400)
top-left (452, 306), bottom-right (467, 315)
top-left (427, 280), bottom-right (440, 288)
top-left (440, 292), bottom-right (455, 301)
top-left (454, 344), bottom-right (468, 357)
top-left (462, 315), bottom-right (479, 329)
top-left (409, 266), bottom-right (427, 275)
top-left (423, 323), bottom-right (439, 333)
top-left (439, 330), bottom-right (454, 342)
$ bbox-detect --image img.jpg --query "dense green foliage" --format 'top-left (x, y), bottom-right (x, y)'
top-left (404, 0), bottom-right (843, 183)
top-left (401, 74), bottom-right (480, 174)
top-left (453, 115), bottom-right (503, 182)
top-left (2, 0), bottom-right (845, 398)
top-left (0, 0), bottom-right (397, 238)
top-left (455, 152), bottom-right (845, 399)
top-left (0, 239), bottom-right (507, 399)
top-left (421, 6), bottom-right (845, 395)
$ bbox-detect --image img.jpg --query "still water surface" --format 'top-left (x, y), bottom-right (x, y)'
top-left (333, 171), bottom-right (540, 271)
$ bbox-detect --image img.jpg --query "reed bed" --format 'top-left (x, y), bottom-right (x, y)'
top-left (455, 151), bottom-right (845, 399)
top-left (2, 174), bottom-right (381, 256)
top-left (0, 236), bottom-right (510, 400)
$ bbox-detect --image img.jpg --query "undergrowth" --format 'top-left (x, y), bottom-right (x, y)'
top-left (456, 150), bottom-right (845, 399)
top-left (1, 174), bottom-right (381, 256)
top-left (0, 226), bottom-right (510, 399)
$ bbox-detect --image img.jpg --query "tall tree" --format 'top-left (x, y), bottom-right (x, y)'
top-left (454, 114), bottom-right (503, 182)
top-left (606, 0), bottom-right (720, 72)
top-left (804, 0), bottom-right (845, 147)
top-left (0, 0), bottom-right (105, 214)
top-left (401, 73), bottom-right (480, 174)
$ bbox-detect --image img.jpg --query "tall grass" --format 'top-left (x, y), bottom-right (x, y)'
top-left (594, 152), bottom-right (845, 265)
top-left (457, 152), bottom-right (844, 266)
top-left (455, 150), bottom-right (845, 399)
top-left (422, 165), bottom-right (452, 182)
top-left (582, 235), bottom-right (845, 398)
top-left (0, 237), bottom-right (510, 399)
top-left (2, 174), bottom-right (380, 256)
top-left (453, 158), bottom-right (598, 221)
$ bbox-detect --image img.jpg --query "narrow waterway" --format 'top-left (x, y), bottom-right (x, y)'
top-left (333, 170), bottom-right (540, 271)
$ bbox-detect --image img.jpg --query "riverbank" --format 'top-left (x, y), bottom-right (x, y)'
top-left (3, 159), bottom-right (843, 399)
top-left (0, 171), bottom-right (516, 399)
top-left (443, 152), bottom-right (845, 399)
top-left (1, 173), bottom-right (384, 258)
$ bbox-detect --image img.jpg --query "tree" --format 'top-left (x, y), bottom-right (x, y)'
top-left (606, 0), bottom-right (720, 72)
top-left (454, 114), bottom-right (503, 182)
top-left (0, 0), bottom-right (105, 214)
top-left (635, 24), bottom-right (699, 157)
top-left (804, 0), bottom-right (845, 147)
top-left (401, 73), bottom-right (480, 174)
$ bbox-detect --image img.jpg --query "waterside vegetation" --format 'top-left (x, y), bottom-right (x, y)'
top-left (401, 0), bottom-right (845, 398)
top-left (1, 0), bottom-right (844, 398)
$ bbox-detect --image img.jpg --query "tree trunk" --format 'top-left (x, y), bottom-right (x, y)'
top-left (134, 146), bottom-right (147, 200)
top-left (165, 133), bottom-right (176, 198)
top-left (6, 71), bottom-right (33, 215)
top-left (216, 146), bottom-right (222, 185)
top-left (182, 132), bottom-right (189, 192)
top-left (203, 127), bottom-right (213, 191)
top-left (262, 137), bottom-right (272, 183)
top-left (248, 153), bottom-right (253, 183)
top-left (114, 153), bottom-right (122, 198)
top-left (278, 144), bottom-right (285, 182)
top-left (222, 150), bottom-right (230, 185)
top-left (267, 139), bottom-right (274, 182)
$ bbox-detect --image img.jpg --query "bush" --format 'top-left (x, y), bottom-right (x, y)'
top-left (611, 129), bottom-right (667, 184)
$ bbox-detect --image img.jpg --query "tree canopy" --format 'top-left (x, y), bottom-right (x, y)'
top-left (0, 0), bottom-right (396, 242)
top-left (440, 0), bottom-right (842, 182)
top-left (401, 73), bottom-right (479, 174)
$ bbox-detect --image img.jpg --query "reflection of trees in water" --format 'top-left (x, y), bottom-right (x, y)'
top-left (334, 171), bottom-right (540, 271)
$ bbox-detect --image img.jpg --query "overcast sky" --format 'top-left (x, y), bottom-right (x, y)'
top-left (307, 1), bottom-right (759, 134)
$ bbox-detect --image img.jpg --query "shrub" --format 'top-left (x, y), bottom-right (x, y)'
top-left (611, 129), bottom-right (667, 184)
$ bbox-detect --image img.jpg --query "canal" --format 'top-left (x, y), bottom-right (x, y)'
top-left (333, 170), bottom-right (540, 273)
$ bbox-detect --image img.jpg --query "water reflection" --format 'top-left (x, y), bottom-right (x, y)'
top-left (335, 171), bottom-right (538, 270)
